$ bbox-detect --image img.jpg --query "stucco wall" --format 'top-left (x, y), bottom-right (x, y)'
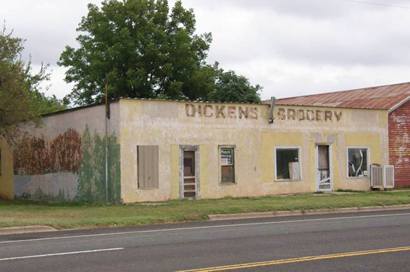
top-left (12, 103), bottom-right (121, 202)
top-left (0, 137), bottom-right (14, 199)
top-left (119, 99), bottom-right (388, 202)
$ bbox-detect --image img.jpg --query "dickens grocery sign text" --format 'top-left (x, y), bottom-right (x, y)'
top-left (276, 108), bottom-right (342, 122)
top-left (185, 104), bottom-right (258, 119)
top-left (185, 104), bottom-right (342, 122)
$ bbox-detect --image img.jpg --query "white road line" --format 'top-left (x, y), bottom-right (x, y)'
top-left (0, 248), bottom-right (124, 262)
top-left (1, 212), bottom-right (410, 245)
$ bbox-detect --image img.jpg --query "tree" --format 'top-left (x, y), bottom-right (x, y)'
top-left (208, 66), bottom-right (261, 103)
top-left (59, 0), bottom-right (261, 105)
top-left (0, 27), bottom-right (65, 138)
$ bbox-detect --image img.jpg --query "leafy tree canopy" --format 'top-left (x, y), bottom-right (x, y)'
top-left (0, 27), bottom-right (65, 137)
top-left (209, 65), bottom-right (261, 103)
top-left (59, 0), bottom-right (261, 105)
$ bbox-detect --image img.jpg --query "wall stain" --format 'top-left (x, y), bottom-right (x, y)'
top-left (13, 127), bottom-right (121, 203)
top-left (14, 129), bottom-right (82, 175)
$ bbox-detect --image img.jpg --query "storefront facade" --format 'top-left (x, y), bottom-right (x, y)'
top-left (277, 82), bottom-right (410, 188)
top-left (0, 98), bottom-right (389, 203)
top-left (120, 99), bottom-right (388, 202)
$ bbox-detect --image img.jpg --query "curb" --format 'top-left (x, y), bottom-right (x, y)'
top-left (0, 225), bottom-right (57, 236)
top-left (208, 204), bottom-right (410, 221)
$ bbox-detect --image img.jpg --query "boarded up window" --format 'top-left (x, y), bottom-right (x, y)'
top-left (276, 148), bottom-right (300, 180)
top-left (348, 148), bottom-right (368, 177)
top-left (220, 147), bottom-right (235, 183)
top-left (137, 146), bottom-right (159, 189)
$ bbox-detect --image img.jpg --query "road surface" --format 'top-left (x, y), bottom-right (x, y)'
top-left (1, 209), bottom-right (410, 271)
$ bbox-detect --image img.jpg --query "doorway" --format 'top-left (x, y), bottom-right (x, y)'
top-left (317, 145), bottom-right (332, 191)
top-left (180, 146), bottom-right (199, 199)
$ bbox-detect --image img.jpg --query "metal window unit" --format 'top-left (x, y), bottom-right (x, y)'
top-left (370, 165), bottom-right (395, 189)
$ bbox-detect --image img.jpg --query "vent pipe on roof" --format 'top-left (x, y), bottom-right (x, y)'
top-left (268, 96), bottom-right (276, 124)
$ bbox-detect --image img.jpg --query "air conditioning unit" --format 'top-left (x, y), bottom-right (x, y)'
top-left (370, 165), bottom-right (383, 189)
top-left (383, 165), bottom-right (395, 189)
top-left (370, 165), bottom-right (395, 189)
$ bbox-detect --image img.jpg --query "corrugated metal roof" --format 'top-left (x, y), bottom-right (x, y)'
top-left (274, 82), bottom-right (410, 110)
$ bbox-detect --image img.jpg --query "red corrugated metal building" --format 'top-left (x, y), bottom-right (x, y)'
top-left (273, 82), bottom-right (410, 187)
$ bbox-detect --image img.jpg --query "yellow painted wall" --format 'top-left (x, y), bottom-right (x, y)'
top-left (119, 99), bottom-right (389, 203)
top-left (0, 137), bottom-right (14, 199)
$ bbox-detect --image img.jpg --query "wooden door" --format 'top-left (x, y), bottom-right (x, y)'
top-left (183, 150), bottom-right (196, 198)
top-left (317, 145), bottom-right (331, 191)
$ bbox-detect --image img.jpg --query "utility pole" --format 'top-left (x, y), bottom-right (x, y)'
top-left (104, 80), bottom-right (110, 203)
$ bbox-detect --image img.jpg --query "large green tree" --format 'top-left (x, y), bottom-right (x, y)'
top-left (209, 66), bottom-right (261, 103)
top-left (0, 27), bottom-right (65, 137)
top-left (59, 0), bottom-right (261, 105)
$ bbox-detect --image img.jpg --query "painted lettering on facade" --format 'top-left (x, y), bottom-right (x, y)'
top-left (185, 104), bottom-right (258, 120)
top-left (185, 104), bottom-right (342, 122)
top-left (276, 108), bottom-right (342, 122)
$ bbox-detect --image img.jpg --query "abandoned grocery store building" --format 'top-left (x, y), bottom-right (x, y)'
top-left (0, 82), bottom-right (409, 203)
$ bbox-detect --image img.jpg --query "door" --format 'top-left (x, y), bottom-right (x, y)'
top-left (317, 145), bottom-right (332, 191)
top-left (181, 148), bottom-right (198, 198)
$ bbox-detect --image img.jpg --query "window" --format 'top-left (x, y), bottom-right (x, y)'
top-left (137, 145), bottom-right (159, 189)
top-left (220, 146), bottom-right (235, 183)
top-left (275, 148), bottom-right (301, 180)
top-left (348, 148), bottom-right (368, 177)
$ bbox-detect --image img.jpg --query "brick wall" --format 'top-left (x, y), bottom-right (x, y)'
top-left (389, 99), bottom-right (410, 187)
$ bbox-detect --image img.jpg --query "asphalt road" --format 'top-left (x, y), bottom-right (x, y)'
top-left (1, 209), bottom-right (410, 271)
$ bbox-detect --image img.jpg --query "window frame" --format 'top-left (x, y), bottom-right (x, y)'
top-left (219, 145), bottom-right (236, 185)
top-left (346, 146), bottom-right (370, 179)
top-left (274, 146), bottom-right (302, 182)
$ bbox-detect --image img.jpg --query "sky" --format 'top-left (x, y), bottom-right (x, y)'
top-left (2, 0), bottom-right (410, 100)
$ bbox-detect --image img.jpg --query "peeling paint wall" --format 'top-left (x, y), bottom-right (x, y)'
top-left (7, 98), bottom-right (389, 203)
top-left (13, 104), bottom-right (121, 202)
top-left (389, 100), bottom-right (410, 187)
top-left (119, 99), bottom-right (388, 202)
top-left (0, 137), bottom-right (14, 199)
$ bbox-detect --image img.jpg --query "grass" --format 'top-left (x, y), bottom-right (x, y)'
top-left (1, 190), bottom-right (410, 229)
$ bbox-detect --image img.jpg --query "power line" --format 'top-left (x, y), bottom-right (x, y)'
top-left (341, 0), bottom-right (410, 10)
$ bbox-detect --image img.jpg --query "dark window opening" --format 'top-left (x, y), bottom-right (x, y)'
top-left (183, 151), bottom-right (195, 177)
top-left (348, 148), bottom-right (368, 177)
top-left (276, 148), bottom-right (300, 180)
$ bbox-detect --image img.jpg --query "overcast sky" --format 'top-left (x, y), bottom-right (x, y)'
top-left (2, 0), bottom-right (410, 100)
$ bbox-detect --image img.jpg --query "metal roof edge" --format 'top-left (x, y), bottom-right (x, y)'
top-left (275, 81), bottom-right (410, 102)
top-left (274, 102), bottom-right (387, 111)
top-left (119, 97), bottom-right (264, 106)
top-left (41, 100), bottom-right (120, 118)
top-left (388, 96), bottom-right (410, 113)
